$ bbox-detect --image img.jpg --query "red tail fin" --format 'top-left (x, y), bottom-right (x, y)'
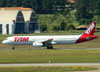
top-left (83, 22), bottom-right (96, 36)
top-left (76, 22), bottom-right (98, 43)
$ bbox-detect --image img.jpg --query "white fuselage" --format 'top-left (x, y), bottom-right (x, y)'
top-left (2, 35), bottom-right (81, 45)
top-left (2, 22), bottom-right (98, 49)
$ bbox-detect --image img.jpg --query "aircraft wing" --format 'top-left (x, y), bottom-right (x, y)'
top-left (35, 38), bottom-right (53, 46)
top-left (36, 38), bottom-right (53, 43)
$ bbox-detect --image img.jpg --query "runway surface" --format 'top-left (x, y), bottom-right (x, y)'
top-left (0, 48), bottom-right (100, 51)
top-left (57, 48), bottom-right (100, 50)
top-left (0, 63), bottom-right (100, 67)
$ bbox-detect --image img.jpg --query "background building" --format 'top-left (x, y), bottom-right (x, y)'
top-left (0, 7), bottom-right (40, 34)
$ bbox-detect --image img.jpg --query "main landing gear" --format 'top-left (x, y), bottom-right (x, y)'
top-left (12, 46), bottom-right (15, 50)
top-left (47, 46), bottom-right (53, 49)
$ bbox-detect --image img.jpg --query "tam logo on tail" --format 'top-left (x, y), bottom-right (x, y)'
top-left (84, 22), bottom-right (96, 35)
top-left (76, 22), bottom-right (98, 43)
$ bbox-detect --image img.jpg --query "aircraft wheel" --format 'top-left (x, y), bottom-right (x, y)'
top-left (50, 46), bottom-right (53, 49)
top-left (47, 46), bottom-right (53, 49)
top-left (12, 46), bottom-right (15, 50)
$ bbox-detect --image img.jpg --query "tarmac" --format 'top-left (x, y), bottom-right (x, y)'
top-left (0, 48), bottom-right (100, 51)
top-left (0, 63), bottom-right (100, 67)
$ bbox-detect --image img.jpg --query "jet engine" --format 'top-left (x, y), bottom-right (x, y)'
top-left (33, 42), bottom-right (43, 47)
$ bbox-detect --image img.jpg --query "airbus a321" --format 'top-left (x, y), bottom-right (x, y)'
top-left (2, 22), bottom-right (98, 49)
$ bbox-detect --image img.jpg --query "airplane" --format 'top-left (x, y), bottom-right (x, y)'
top-left (2, 22), bottom-right (98, 50)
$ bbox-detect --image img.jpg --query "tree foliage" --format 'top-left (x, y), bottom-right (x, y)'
top-left (76, 0), bottom-right (100, 25)
top-left (40, 23), bottom-right (47, 32)
top-left (60, 21), bottom-right (66, 30)
top-left (0, 0), bottom-right (69, 14)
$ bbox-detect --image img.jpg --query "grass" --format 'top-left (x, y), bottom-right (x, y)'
top-left (0, 67), bottom-right (97, 72)
top-left (0, 50), bottom-right (100, 63)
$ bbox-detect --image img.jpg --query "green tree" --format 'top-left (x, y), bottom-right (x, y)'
top-left (22, 0), bottom-right (32, 8)
top-left (95, 0), bottom-right (100, 15)
top-left (40, 23), bottom-right (47, 32)
top-left (76, 0), bottom-right (94, 24)
top-left (53, 25), bottom-right (60, 31)
top-left (0, 0), bottom-right (7, 7)
top-left (41, 0), bottom-right (54, 14)
top-left (0, 0), bottom-right (70, 14)
top-left (67, 24), bottom-right (75, 31)
top-left (10, 0), bottom-right (22, 7)
top-left (6, 0), bottom-right (13, 7)
top-left (60, 21), bottom-right (66, 30)
top-left (31, 0), bottom-right (43, 13)
top-left (55, 0), bottom-right (66, 13)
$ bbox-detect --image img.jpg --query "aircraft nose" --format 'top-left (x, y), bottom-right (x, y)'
top-left (2, 40), bottom-right (9, 44)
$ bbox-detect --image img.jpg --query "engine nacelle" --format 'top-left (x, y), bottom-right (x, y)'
top-left (33, 42), bottom-right (43, 47)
